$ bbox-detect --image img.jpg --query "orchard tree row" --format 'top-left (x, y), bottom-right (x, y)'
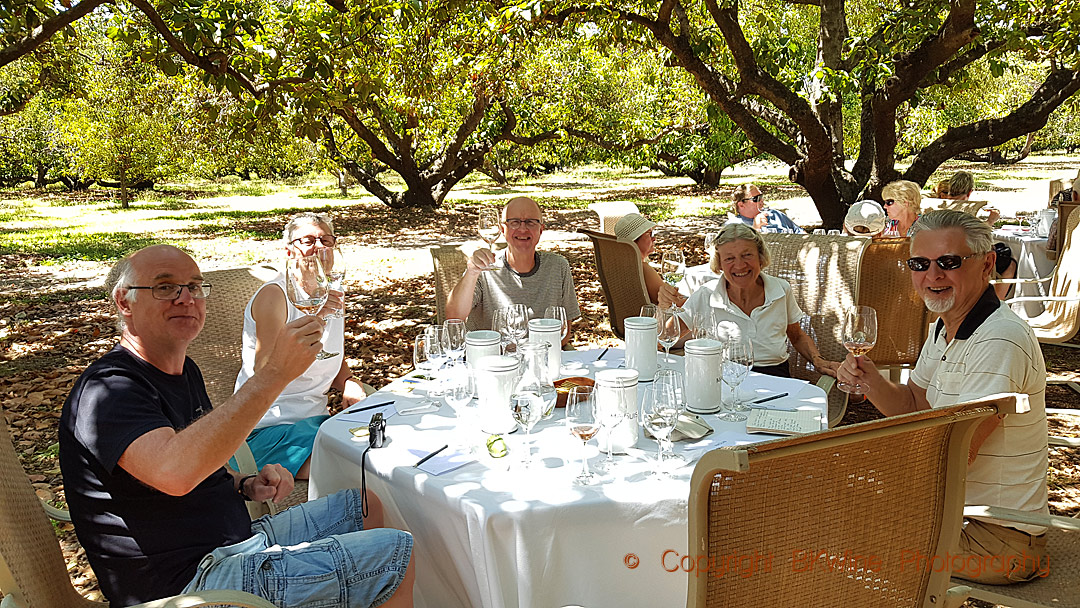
top-left (2, 0), bottom-right (1079, 224)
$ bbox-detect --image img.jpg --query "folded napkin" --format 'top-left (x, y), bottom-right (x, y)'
top-left (644, 412), bottom-right (714, 442)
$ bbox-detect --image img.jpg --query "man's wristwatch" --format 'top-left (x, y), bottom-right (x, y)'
top-left (237, 474), bottom-right (258, 501)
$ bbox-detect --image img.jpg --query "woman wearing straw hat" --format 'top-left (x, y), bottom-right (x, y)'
top-left (614, 212), bottom-right (664, 304)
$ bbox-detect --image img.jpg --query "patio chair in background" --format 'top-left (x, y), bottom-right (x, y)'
top-left (0, 414), bottom-right (276, 608)
top-left (430, 245), bottom-right (469, 324)
top-left (687, 393), bottom-right (1031, 608)
top-left (996, 209), bottom-right (1080, 347)
top-left (579, 229), bottom-right (650, 340)
top-left (858, 239), bottom-right (931, 382)
top-left (587, 201), bottom-right (639, 235)
top-left (761, 233), bottom-right (871, 426)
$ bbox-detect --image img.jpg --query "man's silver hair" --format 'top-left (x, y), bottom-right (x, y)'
top-left (909, 209), bottom-right (994, 254)
top-left (283, 212), bottom-right (335, 245)
top-left (707, 222), bottom-right (772, 274)
top-left (106, 253), bottom-right (139, 332)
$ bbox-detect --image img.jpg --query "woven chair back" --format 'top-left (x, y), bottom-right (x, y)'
top-left (187, 265), bottom-right (279, 407)
top-left (687, 395), bottom-right (1017, 608)
top-left (430, 246), bottom-right (469, 324)
top-left (761, 234), bottom-right (871, 425)
top-left (587, 201), bottom-right (640, 234)
top-left (859, 240), bottom-right (931, 367)
top-left (1035, 208), bottom-right (1080, 342)
top-left (0, 416), bottom-right (94, 608)
top-left (580, 229), bottom-right (650, 339)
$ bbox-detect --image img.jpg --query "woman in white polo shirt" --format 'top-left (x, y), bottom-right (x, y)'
top-left (658, 223), bottom-right (840, 378)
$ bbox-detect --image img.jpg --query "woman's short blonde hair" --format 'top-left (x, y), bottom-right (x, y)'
top-left (706, 223), bottom-right (771, 273)
top-left (881, 180), bottom-right (922, 215)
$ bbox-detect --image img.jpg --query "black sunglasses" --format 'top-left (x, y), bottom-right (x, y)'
top-left (906, 253), bottom-right (981, 272)
top-left (740, 194), bottom-right (764, 203)
top-left (883, 199), bottom-right (896, 206)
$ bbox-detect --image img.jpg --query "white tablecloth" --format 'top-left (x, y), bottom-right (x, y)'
top-left (994, 227), bottom-right (1054, 316)
top-left (309, 349), bottom-right (827, 608)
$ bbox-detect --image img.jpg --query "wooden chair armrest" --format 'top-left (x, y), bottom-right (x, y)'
top-left (1006, 294), bottom-right (1080, 304)
top-left (991, 275), bottom-right (1053, 286)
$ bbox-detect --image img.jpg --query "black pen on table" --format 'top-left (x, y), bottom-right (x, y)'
top-left (596, 347), bottom-right (610, 361)
top-left (344, 400), bottom-right (394, 415)
top-left (414, 444), bottom-right (448, 468)
top-left (751, 392), bottom-right (788, 404)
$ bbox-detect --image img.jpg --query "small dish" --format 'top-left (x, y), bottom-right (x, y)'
top-left (554, 376), bottom-right (594, 408)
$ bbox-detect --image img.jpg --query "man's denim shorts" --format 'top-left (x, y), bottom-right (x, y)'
top-left (183, 489), bottom-right (412, 607)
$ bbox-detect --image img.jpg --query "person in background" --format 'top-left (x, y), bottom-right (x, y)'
top-left (614, 212), bottom-right (664, 304)
top-left (944, 170), bottom-right (1001, 225)
top-left (234, 212), bottom-right (365, 480)
top-left (837, 210), bottom-right (1048, 585)
top-left (726, 184), bottom-right (805, 234)
top-left (657, 223), bottom-right (839, 378)
top-left (446, 196), bottom-right (580, 345)
top-left (60, 244), bottom-right (414, 606)
top-left (880, 179), bottom-right (922, 237)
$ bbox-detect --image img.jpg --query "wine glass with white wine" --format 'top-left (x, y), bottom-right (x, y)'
top-left (285, 254), bottom-right (337, 360)
top-left (660, 250), bottom-right (685, 287)
top-left (317, 246), bottom-right (348, 320)
top-left (477, 207), bottom-right (501, 270)
top-left (837, 306), bottom-right (878, 394)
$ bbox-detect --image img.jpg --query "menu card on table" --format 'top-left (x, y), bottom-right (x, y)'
top-left (745, 408), bottom-right (820, 436)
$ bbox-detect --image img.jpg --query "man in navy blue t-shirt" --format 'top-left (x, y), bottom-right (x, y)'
top-left (60, 245), bottom-right (414, 606)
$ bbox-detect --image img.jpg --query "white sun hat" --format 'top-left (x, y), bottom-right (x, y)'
top-left (614, 213), bottom-right (656, 241)
top-left (844, 200), bottom-right (887, 235)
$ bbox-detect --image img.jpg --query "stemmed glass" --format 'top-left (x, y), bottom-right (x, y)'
top-left (504, 304), bottom-right (529, 355)
top-left (656, 306), bottom-right (682, 368)
top-left (478, 207), bottom-right (501, 270)
top-left (443, 363), bottom-right (477, 452)
top-left (285, 254), bottom-right (337, 360)
top-left (837, 306), bottom-right (878, 394)
top-left (492, 309), bottom-right (513, 354)
top-left (511, 389), bottom-right (544, 469)
top-left (566, 386), bottom-right (599, 485)
top-left (543, 305), bottom-right (569, 343)
top-left (654, 369), bottom-right (685, 463)
top-left (660, 250), bottom-right (685, 287)
top-left (640, 304), bottom-right (659, 318)
top-left (317, 246), bottom-right (348, 319)
top-left (444, 318), bottom-right (467, 365)
top-left (411, 329), bottom-right (446, 411)
top-left (639, 382), bottom-right (679, 477)
top-left (718, 338), bottom-right (753, 422)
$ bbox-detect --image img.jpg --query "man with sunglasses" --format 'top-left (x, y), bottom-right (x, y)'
top-left (59, 244), bottom-right (415, 606)
top-left (726, 184), bottom-right (805, 234)
top-left (837, 209), bottom-right (1048, 585)
top-left (446, 196), bottom-right (580, 345)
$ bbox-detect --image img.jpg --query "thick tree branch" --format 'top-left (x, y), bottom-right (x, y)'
top-left (563, 123), bottom-right (694, 150)
top-left (333, 106), bottom-right (405, 174)
top-left (0, 0), bottom-right (110, 69)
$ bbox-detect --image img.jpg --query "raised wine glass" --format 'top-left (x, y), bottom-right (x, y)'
top-left (718, 338), bottom-right (753, 422)
top-left (656, 305), bottom-right (682, 368)
top-left (638, 382), bottom-right (679, 477)
top-left (477, 207), bottom-right (501, 270)
top-left (444, 318), bottom-right (467, 364)
top-left (285, 254), bottom-right (336, 360)
top-left (837, 305), bottom-right (878, 394)
top-left (660, 250), bottom-right (685, 287)
top-left (317, 246), bottom-right (348, 319)
top-left (566, 386), bottom-right (599, 485)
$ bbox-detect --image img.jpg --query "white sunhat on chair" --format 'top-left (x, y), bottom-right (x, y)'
top-left (844, 200), bottom-right (887, 235)
top-left (614, 213), bottom-right (656, 241)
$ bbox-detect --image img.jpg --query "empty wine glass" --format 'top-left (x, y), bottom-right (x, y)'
top-left (543, 305), bottom-right (569, 342)
top-left (285, 254), bottom-right (337, 360)
top-left (566, 386), bottom-right (599, 485)
top-left (640, 304), bottom-right (659, 318)
top-left (654, 368), bottom-right (685, 463)
top-left (837, 306), bottom-right (878, 394)
top-left (639, 382), bottom-right (679, 477)
top-left (656, 306), bottom-right (682, 367)
top-left (411, 332), bottom-right (443, 411)
top-left (444, 318), bottom-right (467, 364)
top-left (511, 388), bottom-right (545, 469)
top-left (478, 207), bottom-right (501, 270)
top-left (504, 304), bottom-right (529, 354)
top-left (718, 338), bottom-right (753, 422)
top-left (443, 363), bottom-right (477, 451)
top-left (660, 250), bottom-right (685, 287)
top-left (492, 308), bottom-right (513, 354)
top-left (317, 246), bottom-right (348, 319)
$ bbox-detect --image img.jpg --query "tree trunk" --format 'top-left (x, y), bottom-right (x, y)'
top-left (118, 163), bottom-right (130, 209)
top-left (34, 165), bottom-right (47, 189)
top-left (336, 168), bottom-right (349, 196)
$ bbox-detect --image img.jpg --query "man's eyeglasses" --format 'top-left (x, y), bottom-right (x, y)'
top-left (504, 218), bottom-right (543, 229)
top-left (126, 283), bottom-right (212, 300)
top-left (883, 199), bottom-right (897, 207)
top-left (739, 194), bottom-right (764, 204)
top-left (906, 253), bottom-right (982, 272)
top-left (291, 235), bottom-right (337, 248)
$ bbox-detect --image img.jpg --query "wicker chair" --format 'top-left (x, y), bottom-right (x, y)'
top-left (587, 201), bottom-right (640, 234)
top-left (686, 393), bottom-right (1032, 608)
top-left (579, 229), bottom-right (650, 339)
top-left (933, 199), bottom-right (989, 216)
top-left (430, 245), bottom-right (469, 324)
top-left (761, 233), bottom-right (871, 426)
top-left (0, 416), bottom-right (276, 608)
top-left (997, 209), bottom-right (1080, 346)
top-left (186, 265), bottom-right (290, 518)
top-left (858, 239), bottom-right (931, 380)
